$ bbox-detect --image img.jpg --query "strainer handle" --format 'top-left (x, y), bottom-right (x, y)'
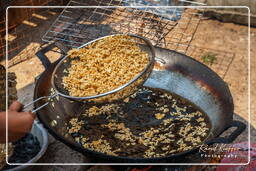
top-left (23, 94), bottom-right (57, 113)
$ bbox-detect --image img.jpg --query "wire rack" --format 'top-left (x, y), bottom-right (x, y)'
top-left (4, 0), bottom-right (235, 79)
top-left (42, 0), bottom-right (202, 54)
top-left (41, 0), bottom-right (235, 78)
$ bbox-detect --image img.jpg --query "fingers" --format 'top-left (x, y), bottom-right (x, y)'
top-left (17, 111), bottom-right (36, 131)
top-left (23, 111), bottom-right (36, 122)
top-left (9, 101), bottom-right (23, 112)
top-left (2, 109), bottom-right (36, 143)
top-left (8, 111), bottom-right (35, 134)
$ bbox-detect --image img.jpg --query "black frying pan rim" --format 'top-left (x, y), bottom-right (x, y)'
top-left (35, 46), bottom-right (234, 162)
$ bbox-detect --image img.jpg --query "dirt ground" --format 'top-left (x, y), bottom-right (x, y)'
top-left (6, 8), bottom-right (256, 168)
top-left (190, 18), bottom-right (256, 143)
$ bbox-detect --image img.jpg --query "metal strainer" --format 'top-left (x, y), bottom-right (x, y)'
top-left (24, 34), bottom-right (155, 112)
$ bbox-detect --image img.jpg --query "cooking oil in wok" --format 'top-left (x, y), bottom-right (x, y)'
top-left (67, 86), bottom-right (211, 158)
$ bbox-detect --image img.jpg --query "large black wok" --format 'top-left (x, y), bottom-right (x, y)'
top-left (34, 45), bottom-right (246, 163)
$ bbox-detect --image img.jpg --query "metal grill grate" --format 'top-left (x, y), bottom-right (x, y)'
top-left (42, 0), bottom-right (203, 54)
top-left (41, 0), bottom-right (235, 78)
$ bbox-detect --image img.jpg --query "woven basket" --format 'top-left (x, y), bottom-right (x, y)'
top-left (0, 65), bottom-right (17, 111)
top-left (0, 64), bottom-right (16, 169)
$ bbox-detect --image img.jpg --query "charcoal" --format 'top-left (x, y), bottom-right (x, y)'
top-left (2, 133), bottom-right (41, 170)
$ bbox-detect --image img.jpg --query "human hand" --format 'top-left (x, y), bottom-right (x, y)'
top-left (0, 101), bottom-right (35, 143)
